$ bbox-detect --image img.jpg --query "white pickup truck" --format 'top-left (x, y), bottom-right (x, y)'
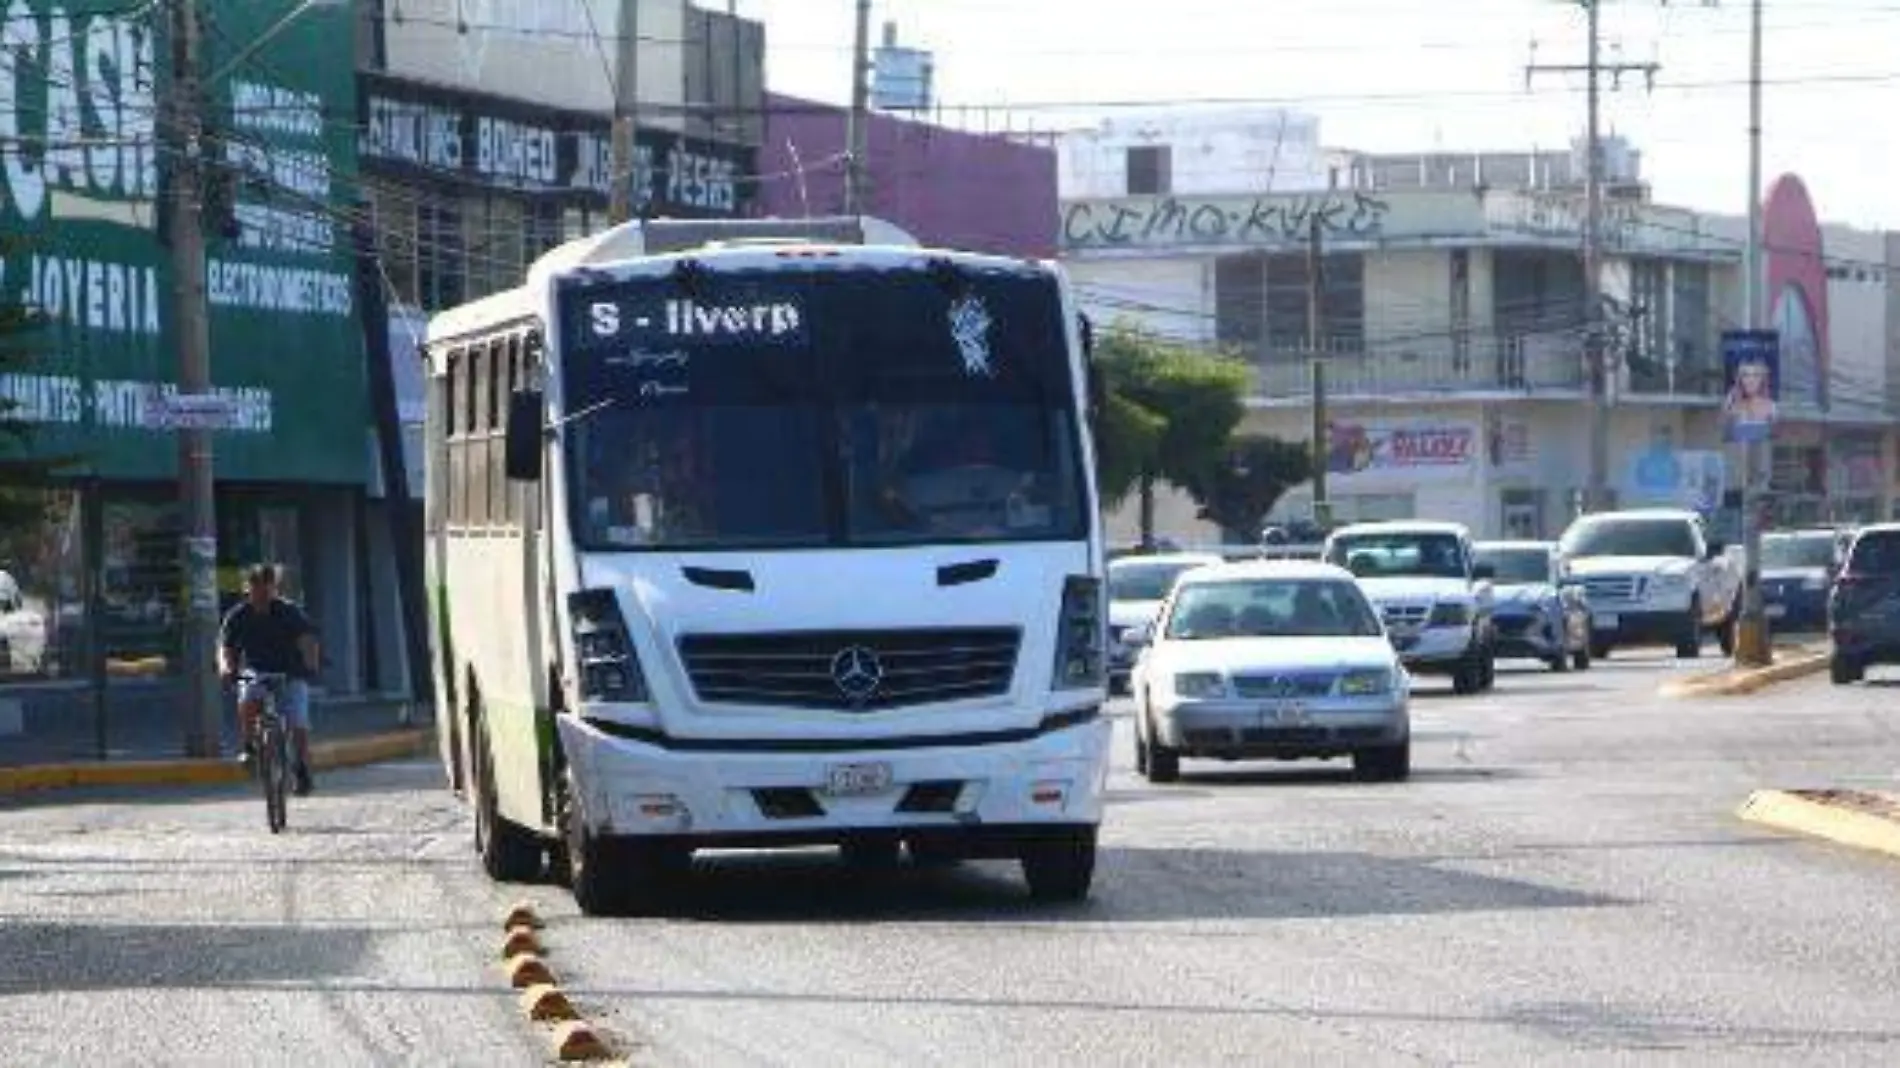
top-left (1323, 521), bottom-right (1498, 696)
top-left (1555, 508), bottom-right (1740, 659)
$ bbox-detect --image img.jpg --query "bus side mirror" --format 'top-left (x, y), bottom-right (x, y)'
top-left (504, 389), bottom-right (545, 482)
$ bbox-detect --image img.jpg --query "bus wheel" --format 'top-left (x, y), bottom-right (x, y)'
top-left (560, 769), bottom-right (687, 916)
top-left (1021, 827), bottom-right (1097, 904)
top-left (474, 716), bottom-right (544, 883)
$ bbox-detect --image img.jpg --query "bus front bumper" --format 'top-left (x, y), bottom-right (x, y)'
top-left (557, 710), bottom-right (1111, 844)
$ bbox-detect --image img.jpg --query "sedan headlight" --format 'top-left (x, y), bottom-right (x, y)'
top-left (1338, 669), bottom-right (1394, 696)
top-left (1650, 573), bottom-right (1689, 592)
top-left (1427, 602), bottom-right (1472, 627)
top-left (1172, 672), bottom-right (1227, 699)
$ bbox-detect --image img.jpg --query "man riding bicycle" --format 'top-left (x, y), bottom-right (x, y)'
top-left (219, 564), bottom-right (321, 796)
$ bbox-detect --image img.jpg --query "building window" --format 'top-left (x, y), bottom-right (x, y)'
top-left (1214, 253), bottom-right (1266, 358)
top-left (1263, 253), bottom-right (1365, 352)
top-left (1126, 145), bottom-right (1171, 196)
top-left (417, 197), bottom-right (465, 311)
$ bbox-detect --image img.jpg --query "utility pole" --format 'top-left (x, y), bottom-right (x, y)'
top-left (1736, 0), bottom-right (1770, 665)
top-left (163, 0), bottom-right (222, 758)
top-left (843, 0), bottom-right (872, 213)
top-left (609, 0), bottom-right (640, 223)
top-left (1307, 214), bottom-right (1330, 527)
top-left (1526, 1), bottom-right (1660, 513)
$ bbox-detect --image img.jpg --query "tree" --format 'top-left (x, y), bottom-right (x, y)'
top-left (1093, 325), bottom-right (1251, 547)
top-left (1179, 435), bottom-right (1313, 542)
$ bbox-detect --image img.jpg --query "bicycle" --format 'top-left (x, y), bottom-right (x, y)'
top-left (239, 670), bottom-right (293, 834)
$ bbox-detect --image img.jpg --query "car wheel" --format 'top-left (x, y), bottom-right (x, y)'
top-left (1830, 653), bottom-right (1863, 686)
top-left (1548, 650), bottom-right (1570, 673)
top-left (1452, 649), bottom-right (1483, 695)
top-left (1020, 827), bottom-right (1097, 903)
top-left (1479, 642), bottom-right (1498, 690)
top-left (1572, 644), bottom-right (1592, 671)
top-left (1352, 742), bottom-right (1411, 782)
top-left (1141, 707), bottom-right (1180, 783)
top-left (1675, 602), bottom-right (1702, 659)
top-left (1133, 722), bottom-right (1151, 776)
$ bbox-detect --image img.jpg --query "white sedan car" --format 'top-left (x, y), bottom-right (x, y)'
top-left (1128, 560), bottom-right (1412, 783)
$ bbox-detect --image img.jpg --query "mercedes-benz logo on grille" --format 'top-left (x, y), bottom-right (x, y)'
top-left (831, 645), bottom-right (884, 701)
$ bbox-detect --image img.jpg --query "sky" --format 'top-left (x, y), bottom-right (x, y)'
top-left (730, 0), bottom-right (1900, 231)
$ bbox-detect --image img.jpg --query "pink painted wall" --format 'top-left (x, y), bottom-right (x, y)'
top-left (757, 93), bottom-right (1058, 259)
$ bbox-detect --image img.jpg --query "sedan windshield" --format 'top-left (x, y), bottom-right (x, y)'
top-left (1559, 517), bottom-right (1698, 558)
top-left (1164, 579), bottom-right (1383, 640)
top-left (1761, 534), bottom-right (1835, 570)
top-left (1109, 561), bottom-right (1208, 602)
top-left (1325, 532), bottom-right (1467, 579)
top-left (1473, 547), bottom-right (1552, 585)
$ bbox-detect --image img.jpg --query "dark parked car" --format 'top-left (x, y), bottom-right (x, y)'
top-left (1828, 523), bottom-right (1900, 685)
top-left (1761, 528), bottom-right (1849, 631)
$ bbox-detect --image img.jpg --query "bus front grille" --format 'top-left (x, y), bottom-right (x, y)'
top-left (678, 628), bottom-right (1022, 710)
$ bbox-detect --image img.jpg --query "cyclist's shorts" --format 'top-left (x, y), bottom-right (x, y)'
top-left (240, 677), bottom-right (311, 731)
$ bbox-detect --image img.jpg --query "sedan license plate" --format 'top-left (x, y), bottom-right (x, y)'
top-left (1593, 612), bottom-right (1619, 630)
top-left (824, 761), bottom-right (893, 797)
top-left (1765, 604), bottom-right (1787, 619)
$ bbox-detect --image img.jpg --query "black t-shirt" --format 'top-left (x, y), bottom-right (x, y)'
top-left (220, 598), bottom-right (316, 679)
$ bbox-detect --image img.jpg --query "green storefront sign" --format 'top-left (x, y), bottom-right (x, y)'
top-left (0, 0), bottom-right (365, 484)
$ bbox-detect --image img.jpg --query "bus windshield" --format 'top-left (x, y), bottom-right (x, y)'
top-left (558, 264), bottom-right (1088, 551)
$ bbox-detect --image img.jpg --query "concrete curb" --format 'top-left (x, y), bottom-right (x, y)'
top-left (1738, 789), bottom-right (1900, 862)
top-left (1658, 644), bottom-right (1831, 698)
top-left (0, 728), bottom-right (435, 797)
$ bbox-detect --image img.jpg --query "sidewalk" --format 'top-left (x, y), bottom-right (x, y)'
top-left (0, 682), bottom-right (428, 769)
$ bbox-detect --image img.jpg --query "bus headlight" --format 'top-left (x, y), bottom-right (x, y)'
top-left (568, 589), bottom-right (649, 703)
top-left (1052, 575), bottom-right (1105, 690)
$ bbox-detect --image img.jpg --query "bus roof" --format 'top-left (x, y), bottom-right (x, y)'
top-left (428, 216), bottom-right (924, 349)
top-left (426, 215), bottom-right (1041, 352)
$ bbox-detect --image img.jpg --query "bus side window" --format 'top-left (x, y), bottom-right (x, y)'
top-left (446, 350), bottom-right (462, 527)
top-left (473, 340), bottom-right (496, 525)
top-left (504, 334), bottom-right (523, 525)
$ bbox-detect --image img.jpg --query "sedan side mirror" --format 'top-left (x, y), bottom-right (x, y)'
top-left (1704, 540), bottom-right (1726, 561)
top-left (504, 389), bottom-right (545, 482)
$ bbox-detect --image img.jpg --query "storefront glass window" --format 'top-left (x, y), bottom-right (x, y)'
top-left (0, 489), bottom-right (84, 681)
top-left (100, 500), bottom-right (180, 678)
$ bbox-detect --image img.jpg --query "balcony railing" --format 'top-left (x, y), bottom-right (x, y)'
top-left (1252, 337), bottom-right (1725, 403)
top-left (1253, 335), bottom-right (1585, 400)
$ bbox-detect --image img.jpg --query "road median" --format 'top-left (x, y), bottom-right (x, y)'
top-left (0, 728), bottom-right (434, 797)
top-left (1739, 788), bottom-right (1900, 862)
top-left (1658, 641), bottom-right (1830, 698)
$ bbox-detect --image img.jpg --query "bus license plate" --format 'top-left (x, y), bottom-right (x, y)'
top-left (825, 761), bottom-right (893, 797)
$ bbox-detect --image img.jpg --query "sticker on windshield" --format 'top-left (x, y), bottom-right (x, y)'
top-left (948, 294), bottom-right (995, 377)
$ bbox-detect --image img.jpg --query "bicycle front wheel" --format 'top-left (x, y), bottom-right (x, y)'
top-left (261, 724), bottom-right (288, 833)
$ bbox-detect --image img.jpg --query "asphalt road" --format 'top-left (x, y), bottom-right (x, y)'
top-left (5, 647), bottom-right (1900, 1066)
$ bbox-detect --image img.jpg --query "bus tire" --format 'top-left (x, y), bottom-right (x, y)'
top-left (560, 769), bottom-right (687, 916)
top-left (1021, 826), bottom-right (1097, 903)
top-left (474, 715), bottom-right (543, 883)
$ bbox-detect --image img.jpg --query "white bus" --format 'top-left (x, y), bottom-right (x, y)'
top-left (422, 216), bottom-right (1112, 914)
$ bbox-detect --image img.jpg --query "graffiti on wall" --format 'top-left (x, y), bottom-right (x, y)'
top-left (1061, 191), bottom-right (1391, 250)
